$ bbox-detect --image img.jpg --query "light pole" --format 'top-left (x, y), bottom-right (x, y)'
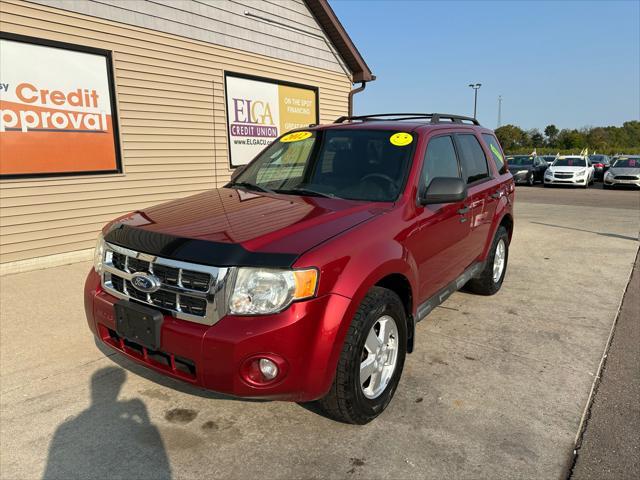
top-left (497, 95), bottom-right (502, 127)
top-left (468, 83), bottom-right (481, 119)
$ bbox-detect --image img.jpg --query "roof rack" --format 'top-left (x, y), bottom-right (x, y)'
top-left (334, 113), bottom-right (480, 126)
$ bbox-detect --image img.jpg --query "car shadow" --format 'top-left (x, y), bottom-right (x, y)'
top-left (42, 367), bottom-right (172, 480)
top-left (529, 221), bottom-right (639, 242)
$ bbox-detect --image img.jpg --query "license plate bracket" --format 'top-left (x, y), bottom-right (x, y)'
top-left (114, 300), bottom-right (163, 350)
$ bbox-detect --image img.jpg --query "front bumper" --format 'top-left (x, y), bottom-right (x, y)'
top-left (544, 175), bottom-right (587, 186)
top-left (511, 172), bottom-right (531, 184)
top-left (84, 270), bottom-right (352, 401)
top-left (603, 177), bottom-right (640, 187)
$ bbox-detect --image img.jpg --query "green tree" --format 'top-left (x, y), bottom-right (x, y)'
top-left (495, 125), bottom-right (527, 151)
top-left (544, 124), bottom-right (559, 146)
top-left (556, 129), bottom-right (585, 149)
top-left (529, 129), bottom-right (544, 147)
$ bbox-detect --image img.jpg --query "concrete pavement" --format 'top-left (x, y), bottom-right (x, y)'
top-left (1, 186), bottom-right (638, 479)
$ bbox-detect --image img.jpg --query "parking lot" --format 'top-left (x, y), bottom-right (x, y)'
top-left (1, 185), bottom-right (638, 480)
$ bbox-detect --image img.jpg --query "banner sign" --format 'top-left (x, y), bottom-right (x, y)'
top-left (225, 72), bottom-right (318, 167)
top-left (0, 34), bottom-right (121, 178)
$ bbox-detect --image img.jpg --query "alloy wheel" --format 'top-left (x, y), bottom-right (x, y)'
top-left (493, 238), bottom-right (506, 283)
top-left (360, 315), bottom-right (399, 399)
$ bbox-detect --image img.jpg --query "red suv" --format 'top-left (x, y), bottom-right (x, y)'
top-left (85, 113), bottom-right (515, 424)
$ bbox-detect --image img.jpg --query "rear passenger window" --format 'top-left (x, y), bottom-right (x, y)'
top-left (482, 133), bottom-right (507, 175)
top-left (422, 136), bottom-right (460, 187)
top-left (457, 134), bottom-right (490, 184)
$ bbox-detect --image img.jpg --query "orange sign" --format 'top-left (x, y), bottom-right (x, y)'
top-left (0, 36), bottom-right (120, 178)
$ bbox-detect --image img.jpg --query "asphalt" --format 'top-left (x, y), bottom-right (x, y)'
top-left (1, 183), bottom-right (639, 480)
top-left (570, 250), bottom-right (640, 480)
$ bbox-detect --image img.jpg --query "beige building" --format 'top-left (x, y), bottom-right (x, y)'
top-left (0, 0), bottom-right (373, 275)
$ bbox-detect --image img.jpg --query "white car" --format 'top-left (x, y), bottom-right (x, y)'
top-left (544, 155), bottom-right (595, 188)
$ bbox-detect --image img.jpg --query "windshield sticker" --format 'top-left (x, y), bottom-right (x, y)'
top-left (490, 144), bottom-right (504, 162)
top-left (280, 131), bottom-right (312, 143)
top-left (389, 132), bottom-right (413, 147)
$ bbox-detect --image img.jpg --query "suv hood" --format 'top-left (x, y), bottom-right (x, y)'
top-left (107, 187), bottom-right (383, 257)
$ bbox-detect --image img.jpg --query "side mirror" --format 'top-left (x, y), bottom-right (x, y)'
top-left (420, 177), bottom-right (467, 205)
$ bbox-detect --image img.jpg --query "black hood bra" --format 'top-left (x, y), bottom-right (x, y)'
top-left (105, 224), bottom-right (299, 268)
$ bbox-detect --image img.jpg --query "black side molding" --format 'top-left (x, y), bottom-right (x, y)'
top-left (416, 262), bottom-right (484, 322)
top-left (105, 225), bottom-right (299, 268)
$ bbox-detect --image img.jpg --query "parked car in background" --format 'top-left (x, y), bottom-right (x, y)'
top-left (588, 154), bottom-right (611, 180)
top-left (544, 155), bottom-right (594, 188)
top-left (506, 155), bottom-right (547, 185)
top-left (603, 156), bottom-right (640, 188)
top-left (542, 155), bottom-right (557, 166)
top-left (85, 113), bottom-right (516, 424)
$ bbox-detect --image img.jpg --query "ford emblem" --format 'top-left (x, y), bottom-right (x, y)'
top-left (130, 272), bottom-right (162, 293)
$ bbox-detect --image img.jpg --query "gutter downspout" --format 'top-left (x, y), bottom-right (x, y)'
top-left (348, 80), bottom-right (370, 117)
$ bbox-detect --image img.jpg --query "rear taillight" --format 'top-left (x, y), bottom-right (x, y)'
top-left (594, 163), bottom-right (603, 168)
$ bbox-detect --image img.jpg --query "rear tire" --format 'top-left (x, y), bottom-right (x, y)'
top-left (466, 226), bottom-right (509, 296)
top-left (319, 287), bottom-right (407, 424)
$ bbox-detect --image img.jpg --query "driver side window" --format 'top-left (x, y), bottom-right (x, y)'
top-left (422, 135), bottom-right (460, 188)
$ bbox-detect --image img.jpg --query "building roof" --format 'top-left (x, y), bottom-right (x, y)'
top-left (304, 0), bottom-right (374, 82)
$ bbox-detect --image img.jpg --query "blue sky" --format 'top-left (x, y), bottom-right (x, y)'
top-left (330, 0), bottom-right (640, 131)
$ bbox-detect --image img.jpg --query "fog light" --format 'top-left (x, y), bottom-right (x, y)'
top-left (259, 358), bottom-right (278, 380)
top-left (240, 355), bottom-right (287, 386)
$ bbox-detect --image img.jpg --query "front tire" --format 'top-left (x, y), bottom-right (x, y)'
top-left (466, 226), bottom-right (509, 295)
top-left (527, 173), bottom-right (535, 186)
top-left (319, 287), bottom-right (407, 424)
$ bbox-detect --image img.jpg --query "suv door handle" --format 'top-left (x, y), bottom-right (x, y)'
top-left (457, 206), bottom-right (470, 214)
top-left (490, 191), bottom-right (502, 199)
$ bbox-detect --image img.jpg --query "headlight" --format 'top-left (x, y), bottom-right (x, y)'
top-left (229, 267), bottom-right (318, 315)
top-left (575, 169), bottom-right (586, 177)
top-left (93, 233), bottom-right (105, 273)
top-left (605, 171), bottom-right (613, 178)
top-left (545, 170), bottom-right (553, 176)
top-left (516, 169), bottom-right (528, 175)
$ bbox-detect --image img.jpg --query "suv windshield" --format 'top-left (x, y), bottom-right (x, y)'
top-left (612, 158), bottom-right (639, 168)
top-left (229, 129), bottom-right (414, 202)
top-left (553, 158), bottom-right (586, 167)
top-left (507, 156), bottom-right (534, 165)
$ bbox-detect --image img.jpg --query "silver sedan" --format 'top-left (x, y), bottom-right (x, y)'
top-left (603, 156), bottom-right (640, 188)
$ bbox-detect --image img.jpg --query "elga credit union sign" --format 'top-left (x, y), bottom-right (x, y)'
top-left (0, 34), bottom-right (121, 178)
top-left (225, 73), bottom-right (318, 167)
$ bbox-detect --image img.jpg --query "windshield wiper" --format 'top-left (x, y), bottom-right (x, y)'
top-left (229, 181), bottom-right (275, 194)
top-left (274, 187), bottom-right (336, 198)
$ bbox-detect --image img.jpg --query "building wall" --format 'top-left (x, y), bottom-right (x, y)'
top-left (26, 0), bottom-right (349, 74)
top-left (0, 0), bottom-right (352, 272)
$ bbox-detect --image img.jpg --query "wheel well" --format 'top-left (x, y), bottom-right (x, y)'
top-left (375, 273), bottom-right (415, 353)
top-left (375, 273), bottom-right (412, 317)
top-left (500, 214), bottom-right (514, 242)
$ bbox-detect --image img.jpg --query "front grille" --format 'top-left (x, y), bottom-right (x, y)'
top-left (614, 175), bottom-right (639, 180)
top-left (100, 242), bottom-right (227, 325)
top-left (554, 173), bottom-right (574, 179)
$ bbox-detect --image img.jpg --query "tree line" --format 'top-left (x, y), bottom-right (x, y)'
top-left (495, 120), bottom-right (640, 154)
